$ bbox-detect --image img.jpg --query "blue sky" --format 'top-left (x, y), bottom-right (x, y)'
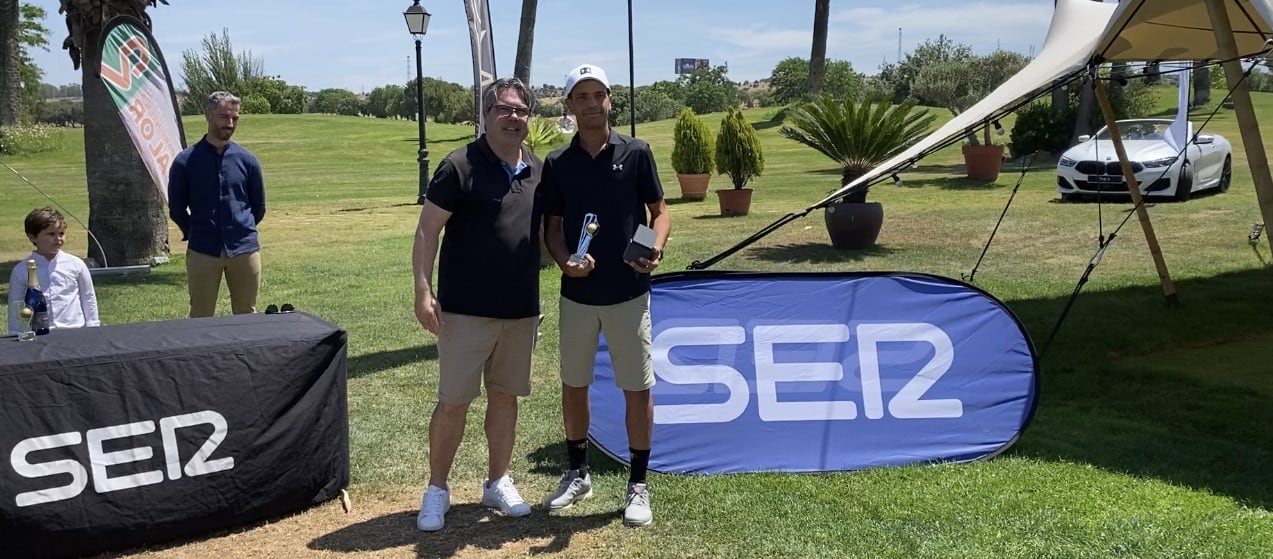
top-left (29, 0), bottom-right (1058, 93)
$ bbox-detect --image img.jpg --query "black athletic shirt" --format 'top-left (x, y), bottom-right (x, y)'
top-left (542, 130), bottom-right (664, 306)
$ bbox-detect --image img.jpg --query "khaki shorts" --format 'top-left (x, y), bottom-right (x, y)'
top-left (437, 312), bottom-right (538, 404)
top-left (559, 294), bottom-right (654, 392)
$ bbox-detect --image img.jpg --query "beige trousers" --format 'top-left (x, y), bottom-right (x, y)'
top-left (186, 248), bottom-right (261, 317)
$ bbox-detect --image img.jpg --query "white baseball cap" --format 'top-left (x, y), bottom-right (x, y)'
top-left (564, 64), bottom-right (610, 96)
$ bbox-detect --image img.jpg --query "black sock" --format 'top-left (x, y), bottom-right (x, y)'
top-left (629, 448), bottom-right (650, 485)
top-left (567, 438), bottom-right (589, 475)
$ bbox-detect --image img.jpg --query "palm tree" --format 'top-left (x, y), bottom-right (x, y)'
top-left (513, 0), bottom-right (537, 87)
top-left (781, 96), bottom-right (934, 203)
top-left (781, 96), bottom-right (934, 249)
top-left (0, 0), bottom-right (20, 125)
top-left (807, 0), bottom-right (829, 97)
top-left (59, 0), bottom-right (169, 266)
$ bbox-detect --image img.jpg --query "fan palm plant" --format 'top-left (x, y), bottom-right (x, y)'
top-left (781, 95), bottom-right (934, 203)
top-left (523, 116), bottom-right (562, 155)
top-left (780, 96), bottom-right (933, 248)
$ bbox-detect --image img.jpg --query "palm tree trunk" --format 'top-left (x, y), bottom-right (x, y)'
top-left (513, 0), bottom-right (537, 86)
top-left (1051, 0), bottom-right (1067, 114)
top-left (1193, 64), bottom-right (1211, 106)
top-left (0, 0), bottom-right (21, 125)
top-left (1071, 78), bottom-right (1095, 144)
top-left (80, 18), bottom-right (168, 267)
top-left (807, 0), bottom-right (829, 97)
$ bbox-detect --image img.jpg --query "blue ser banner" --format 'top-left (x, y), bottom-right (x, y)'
top-left (589, 272), bottom-right (1038, 475)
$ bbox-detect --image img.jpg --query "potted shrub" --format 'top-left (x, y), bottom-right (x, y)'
top-left (911, 50), bottom-right (1027, 181)
top-left (670, 108), bottom-right (714, 200)
top-left (961, 120), bottom-right (1006, 181)
top-left (714, 108), bottom-right (765, 216)
top-left (780, 96), bottom-right (935, 249)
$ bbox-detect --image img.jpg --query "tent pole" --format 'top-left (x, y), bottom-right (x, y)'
top-left (1092, 78), bottom-right (1180, 305)
top-left (1205, 0), bottom-right (1273, 254)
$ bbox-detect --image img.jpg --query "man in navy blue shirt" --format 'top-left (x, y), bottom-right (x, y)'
top-left (168, 91), bottom-right (266, 317)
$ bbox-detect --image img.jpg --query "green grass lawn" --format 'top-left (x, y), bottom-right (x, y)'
top-left (1, 90), bottom-right (1271, 558)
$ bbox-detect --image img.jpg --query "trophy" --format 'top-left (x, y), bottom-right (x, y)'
top-left (568, 213), bottom-right (599, 266)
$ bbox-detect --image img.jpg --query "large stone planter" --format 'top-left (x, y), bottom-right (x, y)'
top-left (824, 201), bottom-right (884, 249)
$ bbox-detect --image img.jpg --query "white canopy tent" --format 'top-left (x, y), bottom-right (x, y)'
top-left (696, 0), bottom-right (1273, 276)
top-left (825, 0), bottom-right (1273, 204)
top-left (816, 0), bottom-right (1118, 205)
top-left (804, 0), bottom-right (1273, 299)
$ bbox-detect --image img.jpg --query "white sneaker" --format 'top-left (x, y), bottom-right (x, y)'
top-left (543, 469), bottom-right (593, 510)
top-left (416, 485), bottom-right (450, 531)
top-left (623, 482), bottom-right (652, 527)
top-left (481, 476), bottom-right (532, 517)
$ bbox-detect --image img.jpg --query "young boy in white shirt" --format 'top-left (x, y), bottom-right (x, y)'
top-left (7, 207), bottom-right (100, 335)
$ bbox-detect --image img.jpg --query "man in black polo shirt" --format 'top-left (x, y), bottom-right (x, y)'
top-left (411, 78), bottom-right (542, 532)
top-left (541, 64), bottom-right (671, 527)
top-left (168, 91), bottom-right (266, 317)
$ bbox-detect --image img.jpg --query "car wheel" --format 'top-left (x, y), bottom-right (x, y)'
top-left (1174, 161), bottom-right (1194, 202)
top-left (1218, 156), bottom-right (1232, 193)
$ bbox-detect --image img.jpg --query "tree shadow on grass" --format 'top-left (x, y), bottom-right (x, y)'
top-left (338, 202), bottom-right (424, 212)
top-left (348, 345), bottom-right (437, 379)
top-left (402, 135), bottom-right (474, 144)
top-left (88, 264), bottom-right (188, 288)
top-left (0, 259), bottom-right (184, 290)
top-left (309, 505), bottom-right (617, 558)
top-left (743, 242), bottom-right (898, 265)
top-left (691, 213), bottom-right (750, 220)
top-left (1005, 266), bottom-right (1273, 508)
top-left (911, 176), bottom-right (999, 191)
top-left (666, 197), bottom-right (712, 206)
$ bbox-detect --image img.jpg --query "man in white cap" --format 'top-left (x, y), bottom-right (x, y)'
top-left (540, 63), bottom-right (671, 527)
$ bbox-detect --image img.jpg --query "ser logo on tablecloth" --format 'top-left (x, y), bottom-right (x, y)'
top-left (8, 410), bottom-right (235, 507)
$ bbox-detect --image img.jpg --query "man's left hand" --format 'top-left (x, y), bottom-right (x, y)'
top-left (627, 247), bottom-right (662, 274)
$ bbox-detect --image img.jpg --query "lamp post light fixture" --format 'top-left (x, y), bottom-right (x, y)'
top-left (404, 0), bottom-right (431, 203)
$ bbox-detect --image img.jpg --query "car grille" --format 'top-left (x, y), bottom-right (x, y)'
top-left (1074, 177), bottom-right (1171, 193)
top-left (1075, 161), bottom-right (1145, 175)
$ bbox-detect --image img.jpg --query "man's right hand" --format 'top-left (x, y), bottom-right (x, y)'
top-left (415, 293), bottom-right (442, 335)
top-left (561, 254), bottom-right (595, 278)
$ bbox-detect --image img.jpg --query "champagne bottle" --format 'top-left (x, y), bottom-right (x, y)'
top-left (24, 260), bottom-right (50, 336)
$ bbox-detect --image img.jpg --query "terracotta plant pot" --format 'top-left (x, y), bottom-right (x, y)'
top-left (716, 188), bottom-right (753, 216)
top-left (676, 173), bottom-right (711, 200)
top-left (824, 201), bottom-right (884, 249)
top-left (962, 144), bottom-right (1006, 181)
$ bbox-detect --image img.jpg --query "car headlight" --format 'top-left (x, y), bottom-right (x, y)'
top-left (1142, 156), bottom-right (1178, 168)
top-left (1058, 156), bottom-right (1078, 167)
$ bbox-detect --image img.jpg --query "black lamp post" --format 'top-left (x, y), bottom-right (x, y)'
top-left (404, 0), bottom-right (431, 203)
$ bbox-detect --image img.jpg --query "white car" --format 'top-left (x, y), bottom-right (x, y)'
top-left (1056, 119), bottom-right (1232, 201)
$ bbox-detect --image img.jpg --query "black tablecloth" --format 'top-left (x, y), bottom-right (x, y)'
top-left (0, 312), bottom-right (349, 558)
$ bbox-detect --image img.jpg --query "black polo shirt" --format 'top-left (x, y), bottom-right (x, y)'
top-left (543, 130), bottom-right (664, 306)
top-left (426, 135), bottom-right (542, 319)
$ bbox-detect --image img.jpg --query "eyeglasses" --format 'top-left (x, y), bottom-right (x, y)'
top-left (491, 104), bottom-right (531, 119)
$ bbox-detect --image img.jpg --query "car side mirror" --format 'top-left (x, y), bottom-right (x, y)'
top-left (1195, 134), bottom-right (1215, 145)
top-left (1077, 135), bottom-right (1091, 143)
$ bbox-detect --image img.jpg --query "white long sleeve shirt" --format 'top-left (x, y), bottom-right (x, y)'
top-left (7, 251), bottom-right (100, 335)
